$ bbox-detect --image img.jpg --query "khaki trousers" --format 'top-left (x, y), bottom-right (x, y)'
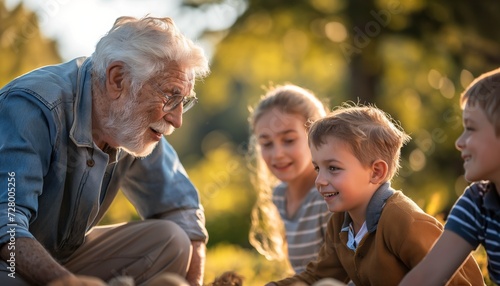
top-left (0, 219), bottom-right (192, 285)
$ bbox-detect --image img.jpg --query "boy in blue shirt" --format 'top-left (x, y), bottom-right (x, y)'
top-left (400, 68), bottom-right (500, 285)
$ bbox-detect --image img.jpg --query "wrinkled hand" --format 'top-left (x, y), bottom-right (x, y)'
top-left (47, 274), bottom-right (107, 286)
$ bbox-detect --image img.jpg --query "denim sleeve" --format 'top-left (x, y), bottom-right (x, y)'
top-left (120, 138), bottom-right (208, 242)
top-left (0, 92), bottom-right (54, 246)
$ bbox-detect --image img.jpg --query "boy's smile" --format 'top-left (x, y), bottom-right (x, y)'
top-left (456, 104), bottom-right (500, 187)
top-left (311, 136), bottom-right (377, 219)
top-left (322, 191), bottom-right (340, 198)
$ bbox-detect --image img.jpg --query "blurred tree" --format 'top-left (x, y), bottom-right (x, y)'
top-left (174, 2), bottom-right (500, 282)
top-left (183, 2), bottom-right (500, 281)
top-left (184, 0), bottom-right (500, 223)
top-left (4, 0), bottom-right (499, 283)
top-left (187, 140), bottom-right (255, 248)
top-left (0, 0), bottom-right (60, 87)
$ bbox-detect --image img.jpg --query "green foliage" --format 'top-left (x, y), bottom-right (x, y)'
top-left (0, 0), bottom-right (61, 86)
top-left (98, 191), bottom-right (140, 225)
top-left (187, 0), bottom-right (500, 219)
top-left (186, 142), bottom-right (256, 248)
top-left (185, 1), bottom-right (500, 283)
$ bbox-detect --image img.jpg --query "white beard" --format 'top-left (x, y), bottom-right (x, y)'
top-left (102, 94), bottom-right (155, 158)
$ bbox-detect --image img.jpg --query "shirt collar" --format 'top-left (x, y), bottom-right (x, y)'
top-left (482, 183), bottom-right (500, 214)
top-left (341, 182), bottom-right (395, 233)
top-left (69, 57), bottom-right (94, 148)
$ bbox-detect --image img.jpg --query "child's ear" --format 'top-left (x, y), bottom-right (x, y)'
top-left (370, 159), bottom-right (388, 184)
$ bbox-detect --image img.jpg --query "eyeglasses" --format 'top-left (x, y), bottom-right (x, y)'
top-left (151, 83), bottom-right (198, 114)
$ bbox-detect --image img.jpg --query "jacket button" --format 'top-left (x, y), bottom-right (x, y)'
top-left (87, 159), bottom-right (95, 167)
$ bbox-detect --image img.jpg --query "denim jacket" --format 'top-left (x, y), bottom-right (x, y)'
top-left (0, 57), bottom-right (208, 262)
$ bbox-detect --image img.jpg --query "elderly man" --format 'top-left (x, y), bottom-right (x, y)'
top-left (0, 16), bottom-right (209, 285)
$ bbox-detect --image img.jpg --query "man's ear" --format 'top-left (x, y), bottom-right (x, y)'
top-left (370, 159), bottom-right (388, 184)
top-left (105, 61), bottom-right (126, 99)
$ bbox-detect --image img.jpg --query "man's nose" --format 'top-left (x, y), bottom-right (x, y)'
top-left (164, 105), bottom-right (183, 128)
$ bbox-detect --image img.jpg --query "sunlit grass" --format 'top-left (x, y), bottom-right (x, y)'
top-left (204, 243), bottom-right (293, 286)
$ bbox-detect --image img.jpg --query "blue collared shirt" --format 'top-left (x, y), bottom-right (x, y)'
top-left (0, 57), bottom-right (208, 262)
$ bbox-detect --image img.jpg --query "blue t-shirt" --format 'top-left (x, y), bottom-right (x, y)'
top-left (445, 182), bottom-right (500, 284)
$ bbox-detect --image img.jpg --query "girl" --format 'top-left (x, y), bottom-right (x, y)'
top-left (248, 84), bottom-right (331, 273)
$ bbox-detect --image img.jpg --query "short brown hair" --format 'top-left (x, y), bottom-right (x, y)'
top-left (308, 104), bottom-right (410, 182)
top-left (460, 68), bottom-right (500, 136)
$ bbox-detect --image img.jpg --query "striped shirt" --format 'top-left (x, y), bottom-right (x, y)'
top-left (273, 183), bottom-right (331, 273)
top-left (445, 182), bottom-right (500, 284)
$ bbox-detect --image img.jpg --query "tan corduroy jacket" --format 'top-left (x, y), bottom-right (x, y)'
top-left (273, 183), bottom-right (484, 286)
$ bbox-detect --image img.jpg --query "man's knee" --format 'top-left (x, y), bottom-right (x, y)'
top-left (137, 220), bottom-right (192, 282)
top-left (64, 220), bottom-right (192, 284)
top-left (141, 220), bottom-right (191, 264)
top-left (145, 220), bottom-right (190, 247)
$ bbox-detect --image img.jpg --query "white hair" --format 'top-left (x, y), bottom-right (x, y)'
top-left (91, 16), bottom-right (210, 95)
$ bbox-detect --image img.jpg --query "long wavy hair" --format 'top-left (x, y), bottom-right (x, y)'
top-left (247, 83), bottom-right (328, 261)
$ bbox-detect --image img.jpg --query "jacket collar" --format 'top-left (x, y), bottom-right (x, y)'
top-left (341, 182), bottom-right (395, 233)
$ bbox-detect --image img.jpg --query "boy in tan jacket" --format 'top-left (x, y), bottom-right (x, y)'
top-left (267, 104), bottom-right (484, 286)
